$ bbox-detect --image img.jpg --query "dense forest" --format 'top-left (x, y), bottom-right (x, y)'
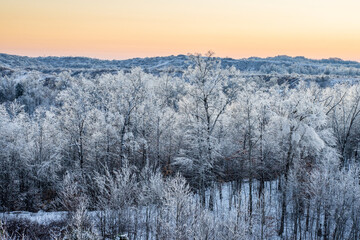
top-left (1, 52), bottom-right (360, 239)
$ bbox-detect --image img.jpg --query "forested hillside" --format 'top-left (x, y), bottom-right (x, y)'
top-left (1, 52), bottom-right (360, 239)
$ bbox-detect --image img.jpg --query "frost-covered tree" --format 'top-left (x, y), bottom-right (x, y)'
top-left (94, 164), bottom-right (138, 238)
top-left (175, 52), bottom-right (240, 208)
top-left (325, 84), bottom-right (360, 165)
top-left (56, 77), bottom-right (94, 171)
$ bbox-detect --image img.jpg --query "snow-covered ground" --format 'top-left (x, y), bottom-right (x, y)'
top-left (0, 210), bottom-right (67, 225)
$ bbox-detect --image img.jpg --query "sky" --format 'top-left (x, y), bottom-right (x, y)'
top-left (1, 0), bottom-right (360, 61)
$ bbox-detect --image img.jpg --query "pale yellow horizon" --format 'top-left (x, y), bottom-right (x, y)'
top-left (1, 0), bottom-right (360, 61)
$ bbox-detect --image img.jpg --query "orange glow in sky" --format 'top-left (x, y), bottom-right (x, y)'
top-left (1, 0), bottom-right (360, 60)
